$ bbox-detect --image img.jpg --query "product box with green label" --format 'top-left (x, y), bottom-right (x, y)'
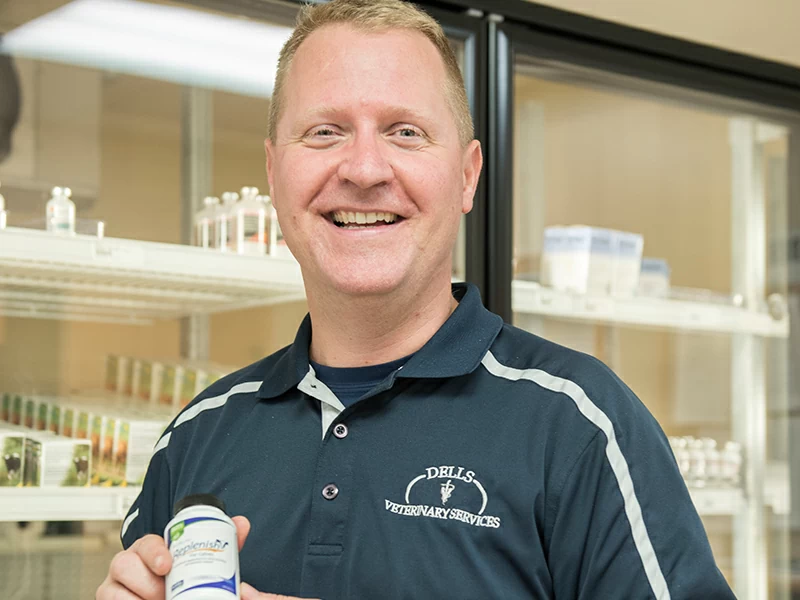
top-left (22, 432), bottom-right (91, 487)
top-left (94, 411), bottom-right (166, 486)
top-left (10, 395), bottom-right (23, 426)
top-left (159, 364), bottom-right (181, 408)
top-left (35, 400), bottom-right (50, 431)
top-left (106, 355), bottom-right (119, 392)
top-left (23, 398), bottom-right (37, 429)
top-left (137, 360), bottom-right (153, 402)
top-left (127, 359), bottom-right (142, 397)
top-left (0, 427), bottom-right (26, 487)
top-left (61, 406), bottom-right (78, 438)
top-left (48, 403), bottom-right (63, 435)
top-left (1, 393), bottom-right (11, 422)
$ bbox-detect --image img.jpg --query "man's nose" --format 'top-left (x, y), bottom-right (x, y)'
top-left (337, 133), bottom-right (394, 189)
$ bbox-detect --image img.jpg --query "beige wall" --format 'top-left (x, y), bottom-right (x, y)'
top-left (529, 0), bottom-right (800, 68)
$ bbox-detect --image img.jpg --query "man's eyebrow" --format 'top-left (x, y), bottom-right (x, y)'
top-left (294, 105), bottom-right (437, 127)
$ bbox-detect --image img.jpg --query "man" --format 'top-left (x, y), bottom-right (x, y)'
top-left (97, 1), bottom-right (735, 598)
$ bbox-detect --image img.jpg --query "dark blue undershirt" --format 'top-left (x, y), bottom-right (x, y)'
top-left (310, 355), bottom-right (413, 407)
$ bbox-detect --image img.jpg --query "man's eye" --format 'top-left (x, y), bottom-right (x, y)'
top-left (312, 128), bottom-right (337, 137)
top-left (396, 128), bottom-right (421, 138)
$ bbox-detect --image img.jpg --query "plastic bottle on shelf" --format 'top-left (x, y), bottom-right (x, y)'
top-left (216, 191), bottom-right (238, 252)
top-left (46, 186), bottom-right (76, 235)
top-left (194, 196), bottom-right (220, 249)
top-left (232, 186), bottom-right (267, 255)
top-left (0, 181), bottom-right (7, 230)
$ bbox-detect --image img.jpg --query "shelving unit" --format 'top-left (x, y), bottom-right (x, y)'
top-left (512, 280), bottom-right (789, 338)
top-left (0, 488), bottom-right (140, 522)
top-left (0, 227), bottom-right (306, 325)
top-left (689, 488), bottom-right (745, 517)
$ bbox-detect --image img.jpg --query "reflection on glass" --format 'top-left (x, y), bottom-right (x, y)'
top-left (510, 56), bottom-right (795, 599)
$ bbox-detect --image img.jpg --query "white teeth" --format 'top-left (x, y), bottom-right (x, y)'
top-left (332, 211), bottom-right (400, 225)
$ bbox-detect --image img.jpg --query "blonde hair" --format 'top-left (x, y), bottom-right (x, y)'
top-left (267, 0), bottom-right (474, 147)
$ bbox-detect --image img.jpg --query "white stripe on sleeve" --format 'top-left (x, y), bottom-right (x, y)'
top-left (480, 350), bottom-right (670, 600)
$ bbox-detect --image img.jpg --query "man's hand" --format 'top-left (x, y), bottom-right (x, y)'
top-left (97, 516), bottom-right (313, 600)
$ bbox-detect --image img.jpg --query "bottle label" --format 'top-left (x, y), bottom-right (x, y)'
top-left (166, 516), bottom-right (238, 599)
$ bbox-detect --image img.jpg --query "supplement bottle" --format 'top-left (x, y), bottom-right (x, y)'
top-left (216, 192), bottom-right (238, 253)
top-left (164, 493), bottom-right (240, 600)
top-left (194, 196), bottom-right (220, 249)
top-left (46, 186), bottom-right (75, 235)
top-left (231, 186), bottom-right (266, 255)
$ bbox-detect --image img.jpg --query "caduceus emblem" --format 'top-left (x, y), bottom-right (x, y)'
top-left (440, 479), bottom-right (455, 505)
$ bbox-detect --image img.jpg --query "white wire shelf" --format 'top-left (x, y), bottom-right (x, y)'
top-left (512, 280), bottom-right (789, 338)
top-left (0, 487), bottom-right (140, 522)
top-left (689, 487), bottom-right (746, 516)
top-left (0, 227), bottom-right (306, 324)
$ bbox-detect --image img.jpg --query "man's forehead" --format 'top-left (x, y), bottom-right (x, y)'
top-left (292, 23), bottom-right (444, 73)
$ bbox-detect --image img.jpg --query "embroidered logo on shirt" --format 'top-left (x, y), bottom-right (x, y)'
top-left (440, 480), bottom-right (455, 505)
top-left (385, 466), bottom-right (502, 528)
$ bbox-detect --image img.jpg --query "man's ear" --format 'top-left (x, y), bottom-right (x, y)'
top-left (461, 139), bottom-right (482, 214)
top-left (265, 138), bottom-right (277, 208)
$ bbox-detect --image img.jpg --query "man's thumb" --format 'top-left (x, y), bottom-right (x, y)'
top-left (232, 515), bottom-right (251, 552)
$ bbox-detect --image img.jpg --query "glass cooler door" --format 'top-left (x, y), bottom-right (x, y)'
top-left (497, 25), bottom-right (799, 600)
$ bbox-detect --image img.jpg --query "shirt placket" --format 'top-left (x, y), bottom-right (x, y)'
top-left (296, 367), bottom-right (353, 597)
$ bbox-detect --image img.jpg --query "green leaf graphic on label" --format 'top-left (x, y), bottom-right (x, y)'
top-left (170, 522), bottom-right (185, 542)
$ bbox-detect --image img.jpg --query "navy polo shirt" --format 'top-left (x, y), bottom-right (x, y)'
top-left (122, 283), bottom-right (734, 599)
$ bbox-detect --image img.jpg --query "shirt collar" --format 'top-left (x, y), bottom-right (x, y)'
top-left (255, 282), bottom-right (503, 400)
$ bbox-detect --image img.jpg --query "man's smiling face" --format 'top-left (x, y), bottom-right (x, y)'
top-left (266, 24), bottom-right (481, 298)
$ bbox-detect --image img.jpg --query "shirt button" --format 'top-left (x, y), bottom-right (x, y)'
top-left (322, 484), bottom-right (339, 500)
top-left (333, 424), bottom-right (348, 439)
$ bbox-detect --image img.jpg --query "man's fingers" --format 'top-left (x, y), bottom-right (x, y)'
top-left (131, 533), bottom-right (172, 576)
top-left (232, 515), bottom-right (251, 552)
top-left (95, 578), bottom-right (143, 600)
top-left (107, 549), bottom-right (166, 599)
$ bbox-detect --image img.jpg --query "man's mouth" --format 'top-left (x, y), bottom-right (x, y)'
top-left (329, 211), bottom-right (403, 229)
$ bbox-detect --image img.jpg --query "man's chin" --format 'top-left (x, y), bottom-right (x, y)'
top-left (320, 272), bottom-right (407, 299)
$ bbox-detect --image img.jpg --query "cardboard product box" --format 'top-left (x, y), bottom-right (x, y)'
top-left (540, 226), bottom-right (566, 290)
top-left (611, 230), bottom-right (644, 297)
top-left (129, 359), bottom-right (142, 397)
top-left (94, 411), bottom-right (167, 486)
top-left (137, 360), bottom-right (164, 403)
top-left (1, 393), bottom-right (11, 422)
top-left (179, 366), bottom-right (203, 409)
top-left (10, 395), bottom-right (24, 426)
top-left (61, 406), bottom-right (78, 438)
top-left (115, 416), bottom-right (168, 485)
top-left (22, 432), bottom-right (91, 487)
top-left (105, 355), bottom-right (119, 392)
top-left (35, 399), bottom-right (50, 432)
top-left (116, 356), bottom-right (130, 396)
top-left (86, 411), bottom-right (108, 483)
top-left (95, 414), bottom-right (118, 486)
top-left (48, 403), bottom-right (63, 435)
top-left (23, 397), bottom-right (37, 429)
top-left (159, 364), bottom-right (182, 409)
top-left (0, 427), bottom-right (25, 487)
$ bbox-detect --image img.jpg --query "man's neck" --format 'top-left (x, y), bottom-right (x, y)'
top-left (305, 274), bottom-right (456, 368)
